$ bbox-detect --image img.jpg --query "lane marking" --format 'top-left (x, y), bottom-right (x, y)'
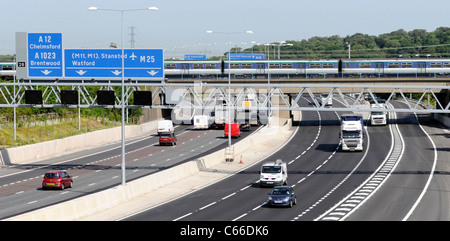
top-left (173, 212), bottom-right (192, 221)
top-left (199, 202), bottom-right (217, 210)
top-left (221, 193), bottom-right (236, 200)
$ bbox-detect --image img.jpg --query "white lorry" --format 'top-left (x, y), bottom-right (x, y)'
top-left (259, 159), bottom-right (288, 187)
top-left (214, 105), bottom-right (235, 128)
top-left (340, 114), bottom-right (364, 151)
top-left (157, 120), bottom-right (174, 135)
top-left (320, 93), bottom-right (333, 106)
top-left (370, 102), bottom-right (387, 126)
top-left (193, 115), bottom-right (214, 129)
top-left (370, 110), bottom-right (387, 125)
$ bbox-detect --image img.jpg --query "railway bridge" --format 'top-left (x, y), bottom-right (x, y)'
top-left (166, 77), bottom-right (450, 113)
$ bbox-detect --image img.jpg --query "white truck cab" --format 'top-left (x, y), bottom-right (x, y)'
top-left (259, 159), bottom-right (288, 187)
top-left (320, 93), bottom-right (332, 106)
top-left (370, 102), bottom-right (387, 126)
top-left (340, 114), bottom-right (364, 151)
top-left (370, 111), bottom-right (387, 125)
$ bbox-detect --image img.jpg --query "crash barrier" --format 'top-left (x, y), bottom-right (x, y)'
top-left (1, 120), bottom-right (160, 165)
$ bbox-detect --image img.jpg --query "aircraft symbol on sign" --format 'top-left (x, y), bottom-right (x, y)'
top-left (130, 52), bottom-right (137, 61)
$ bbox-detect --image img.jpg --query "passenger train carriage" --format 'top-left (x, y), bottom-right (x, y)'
top-left (163, 58), bottom-right (450, 78)
top-left (0, 62), bottom-right (15, 79)
top-left (2, 59), bottom-right (450, 79)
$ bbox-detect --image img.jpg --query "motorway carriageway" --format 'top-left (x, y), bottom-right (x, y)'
top-left (123, 97), bottom-right (445, 221)
top-left (0, 123), bottom-right (259, 220)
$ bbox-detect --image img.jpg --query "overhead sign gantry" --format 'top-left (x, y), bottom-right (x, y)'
top-left (15, 32), bottom-right (164, 81)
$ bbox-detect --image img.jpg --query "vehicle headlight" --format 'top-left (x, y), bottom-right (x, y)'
top-left (283, 197), bottom-right (290, 202)
top-left (268, 196), bottom-right (273, 201)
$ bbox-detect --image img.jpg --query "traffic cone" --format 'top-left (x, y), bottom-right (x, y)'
top-left (240, 155), bottom-right (244, 164)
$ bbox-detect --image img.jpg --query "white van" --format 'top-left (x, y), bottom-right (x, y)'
top-left (259, 159), bottom-right (288, 187)
top-left (193, 115), bottom-right (213, 129)
top-left (157, 120), bottom-right (174, 135)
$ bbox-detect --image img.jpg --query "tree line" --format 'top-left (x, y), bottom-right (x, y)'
top-left (237, 27), bottom-right (450, 59)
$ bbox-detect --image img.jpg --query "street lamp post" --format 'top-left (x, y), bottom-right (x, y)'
top-left (206, 30), bottom-right (253, 149)
top-left (89, 6), bottom-right (158, 186)
top-left (275, 41), bottom-right (293, 59)
top-left (346, 42), bottom-right (351, 59)
top-left (264, 44), bottom-right (274, 126)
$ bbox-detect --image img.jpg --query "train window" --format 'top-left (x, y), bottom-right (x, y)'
top-left (322, 63), bottom-right (334, 68)
top-left (230, 64), bottom-right (240, 69)
top-left (193, 64), bottom-right (204, 69)
top-left (269, 63), bottom-right (280, 69)
top-left (418, 63), bottom-right (426, 68)
top-left (241, 64), bottom-right (252, 69)
top-left (310, 63), bottom-right (321, 68)
top-left (205, 64), bottom-right (216, 69)
top-left (443, 63), bottom-right (450, 68)
top-left (165, 64), bottom-right (176, 69)
top-left (388, 63), bottom-right (399, 68)
top-left (375, 63), bottom-right (384, 68)
top-left (181, 64), bottom-right (189, 69)
top-left (297, 63), bottom-right (306, 69)
top-left (256, 63), bottom-right (265, 69)
top-left (281, 63), bottom-right (293, 69)
top-left (401, 63), bottom-right (412, 68)
top-left (430, 62), bottom-right (442, 68)
top-left (359, 63), bottom-right (370, 68)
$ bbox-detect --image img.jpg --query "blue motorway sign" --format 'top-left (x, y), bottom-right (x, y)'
top-left (228, 53), bottom-right (264, 60)
top-left (28, 33), bottom-right (63, 78)
top-left (184, 54), bottom-right (207, 60)
top-left (64, 49), bottom-right (164, 79)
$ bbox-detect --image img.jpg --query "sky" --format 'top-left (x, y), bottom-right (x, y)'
top-left (1, 0), bottom-right (450, 59)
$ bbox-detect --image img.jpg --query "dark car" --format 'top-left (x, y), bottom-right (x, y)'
top-left (240, 121), bottom-right (251, 131)
top-left (159, 132), bottom-right (177, 146)
top-left (42, 171), bottom-right (73, 190)
top-left (267, 186), bottom-right (296, 207)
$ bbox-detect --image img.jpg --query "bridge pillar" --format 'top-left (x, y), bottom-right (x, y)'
top-left (436, 89), bottom-right (450, 117)
top-left (289, 94), bottom-right (293, 120)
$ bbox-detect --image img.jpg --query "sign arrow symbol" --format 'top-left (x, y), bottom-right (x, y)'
top-left (76, 70), bottom-right (87, 76)
top-left (41, 70), bottom-right (52, 75)
top-left (111, 70), bottom-right (122, 76)
top-left (147, 70), bottom-right (159, 76)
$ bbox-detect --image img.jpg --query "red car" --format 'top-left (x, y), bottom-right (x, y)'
top-left (42, 171), bottom-right (73, 190)
top-left (159, 132), bottom-right (177, 146)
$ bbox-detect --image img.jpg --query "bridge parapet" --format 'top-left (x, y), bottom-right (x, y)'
top-left (167, 77), bottom-right (450, 93)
